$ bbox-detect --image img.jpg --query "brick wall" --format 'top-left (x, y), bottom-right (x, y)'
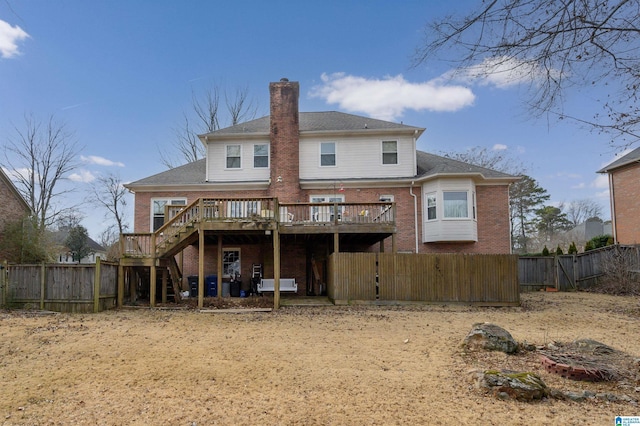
top-left (0, 180), bottom-right (29, 230)
top-left (0, 176), bottom-right (31, 259)
top-left (611, 163), bottom-right (640, 244)
top-left (145, 183), bottom-right (512, 290)
top-left (268, 79), bottom-right (304, 202)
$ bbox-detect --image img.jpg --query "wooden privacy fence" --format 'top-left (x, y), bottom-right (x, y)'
top-left (0, 258), bottom-right (118, 313)
top-left (327, 253), bottom-right (520, 305)
top-left (518, 245), bottom-right (640, 291)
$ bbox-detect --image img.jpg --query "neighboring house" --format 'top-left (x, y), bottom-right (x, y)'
top-left (123, 79), bottom-right (518, 300)
top-left (51, 227), bottom-right (107, 264)
top-left (0, 168), bottom-right (32, 259)
top-left (598, 147), bottom-right (640, 244)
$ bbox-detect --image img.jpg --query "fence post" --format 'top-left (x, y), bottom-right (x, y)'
top-left (0, 260), bottom-right (6, 308)
top-left (94, 256), bottom-right (101, 313)
top-left (40, 262), bottom-right (46, 310)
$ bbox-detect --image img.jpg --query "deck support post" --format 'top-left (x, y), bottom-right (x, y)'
top-left (217, 235), bottom-right (223, 300)
top-left (273, 228), bottom-right (280, 310)
top-left (198, 224), bottom-right (205, 308)
top-left (150, 262), bottom-right (157, 308)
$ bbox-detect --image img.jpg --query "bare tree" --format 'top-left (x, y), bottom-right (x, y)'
top-left (564, 199), bottom-right (604, 227)
top-left (415, 0), bottom-right (640, 147)
top-left (159, 85), bottom-right (258, 169)
top-left (226, 85), bottom-right (258, 125)
top-left (442, 146), bottom-right (526, 175)
top-left (89, 173), bottom-right (129, 234)
top-left (2, 114), bottom-right (82, 230)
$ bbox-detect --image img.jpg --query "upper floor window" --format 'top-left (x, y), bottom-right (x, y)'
top-left (382, 141), bottom-right (398, 165)
top-left (320, 142), bottom-right (336, 166)
top-left (226, 145), bottom-right (241, 169)
top-left (426, 193), bottom-right (437, 220)
top-left (254, 144), bottom-right (269, 168)
top-left (443, 191), bottom-right (469, 218)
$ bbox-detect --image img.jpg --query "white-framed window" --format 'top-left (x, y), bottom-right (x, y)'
top-left (320, 142), bottom-right (336, 166)
top-left (253, 144), bottom-right (269, 168)
top-left (310, 194), bottom-right (345, 222)
top-left (426, 193), bottom-right (437, 220)
top-left (223, 249), bottom-right (240, 278)
top-left (472, 191), bottom-right (476, 219)
top-left (226, 144), bottom-right (241, 169)
top-left (151, 198), bottom-right (187, 231)
top-left (382, 140), bottom-right (398, 165)
top-left (443, 191), bottom-right (469, 218)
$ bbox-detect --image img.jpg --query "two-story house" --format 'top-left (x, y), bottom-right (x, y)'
top-left (122, 79), bottom-right (518, 306)
top-left (598, 147), bottom-right (640, 244)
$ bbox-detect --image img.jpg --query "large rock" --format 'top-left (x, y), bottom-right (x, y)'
top-left (477, 370), bottom-right (550, 401)
top-left (463, 323), bottom-right (518, 354)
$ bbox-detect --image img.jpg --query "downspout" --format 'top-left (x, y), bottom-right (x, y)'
top-left (409, 181), bottom-right (419, 253)
top-left (608, 173), bottom-right (617, 244)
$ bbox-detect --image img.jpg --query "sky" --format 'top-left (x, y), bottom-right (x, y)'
top-left (0, 0), bottom-right (630, 240)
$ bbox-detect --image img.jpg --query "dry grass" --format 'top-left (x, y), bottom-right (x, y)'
top-left (1, 292), bottom-right (639, 425)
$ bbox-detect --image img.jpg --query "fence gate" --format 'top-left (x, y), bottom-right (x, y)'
top-left (556, 256), bottom-right (576, 291)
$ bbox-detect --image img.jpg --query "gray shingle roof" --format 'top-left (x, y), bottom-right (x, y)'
top-left (202, 111), bottom-right (423, 137)
top-left (127, 158), bottom-right (207, 186)
top-left (597, 146), bottom-right (640, 173)
top-left (416, 151), bottom-right (517, 179)
top-left (127, 151), bottom-right (516, 189)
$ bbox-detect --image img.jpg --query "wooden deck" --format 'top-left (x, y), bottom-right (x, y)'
top-left (120, 197), bottom-right (396, 260)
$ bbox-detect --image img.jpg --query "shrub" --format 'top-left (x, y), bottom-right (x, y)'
top-left (585, 234), bottom-right (613, 251)
top-left (594, 247), bottom-right (640, 295)
top-left (568, 242), bottom-right (578, 254)
top-left (555, 245), bottom-right (564, 255)
top-left (541, 246), bottom-right (550, 256)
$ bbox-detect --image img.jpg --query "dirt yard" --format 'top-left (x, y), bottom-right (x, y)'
top-left (1, 292), bottom-right (639, 425)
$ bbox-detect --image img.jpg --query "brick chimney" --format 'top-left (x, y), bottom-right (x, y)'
top-left (269, 78), bottom-right (302, 201)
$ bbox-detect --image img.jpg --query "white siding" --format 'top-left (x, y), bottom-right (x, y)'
top-left (422, 178), bottom-right (478, 242)
top-left (206, 138), bottom-right (271, 182)
top-left (299, 135), bottom-right (416, 180)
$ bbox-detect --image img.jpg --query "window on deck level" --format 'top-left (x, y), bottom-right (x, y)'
top-left (152, 198), bottom-right (187, 231)
top-left (426, 193), bottom-right (437, 220)
top-left (443, 191), bottom-right (468, 218)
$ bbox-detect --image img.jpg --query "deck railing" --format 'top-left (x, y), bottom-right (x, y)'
top-left (120, 198), bottom-right (395, 258)
top-left (278, 202), bottom-right (395, 225)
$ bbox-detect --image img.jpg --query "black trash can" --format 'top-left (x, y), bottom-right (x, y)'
top-left (230, 280), bottom-right (241, 297)
top-left (205, 275), bottom-right (218, 297)
top-left (188, 275), bottom-right (198, 297)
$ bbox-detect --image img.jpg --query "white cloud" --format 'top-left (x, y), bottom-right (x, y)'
top-left (310, 73), bottom-right (475, 121)
top-left (0, 19), bottom-right (29, 58)
top-left (453, 56), bottom-right (561, 89)
top-left (69, 170), bottom-right (96, 183)
top-left (81, 155), bottom-right (125, 167)
top-left (571, 183), bottom-right (586, 189)
top-left (492, 144), bottom-right (507, 151)
top-left (591, 174), bottom-right (609, 189)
